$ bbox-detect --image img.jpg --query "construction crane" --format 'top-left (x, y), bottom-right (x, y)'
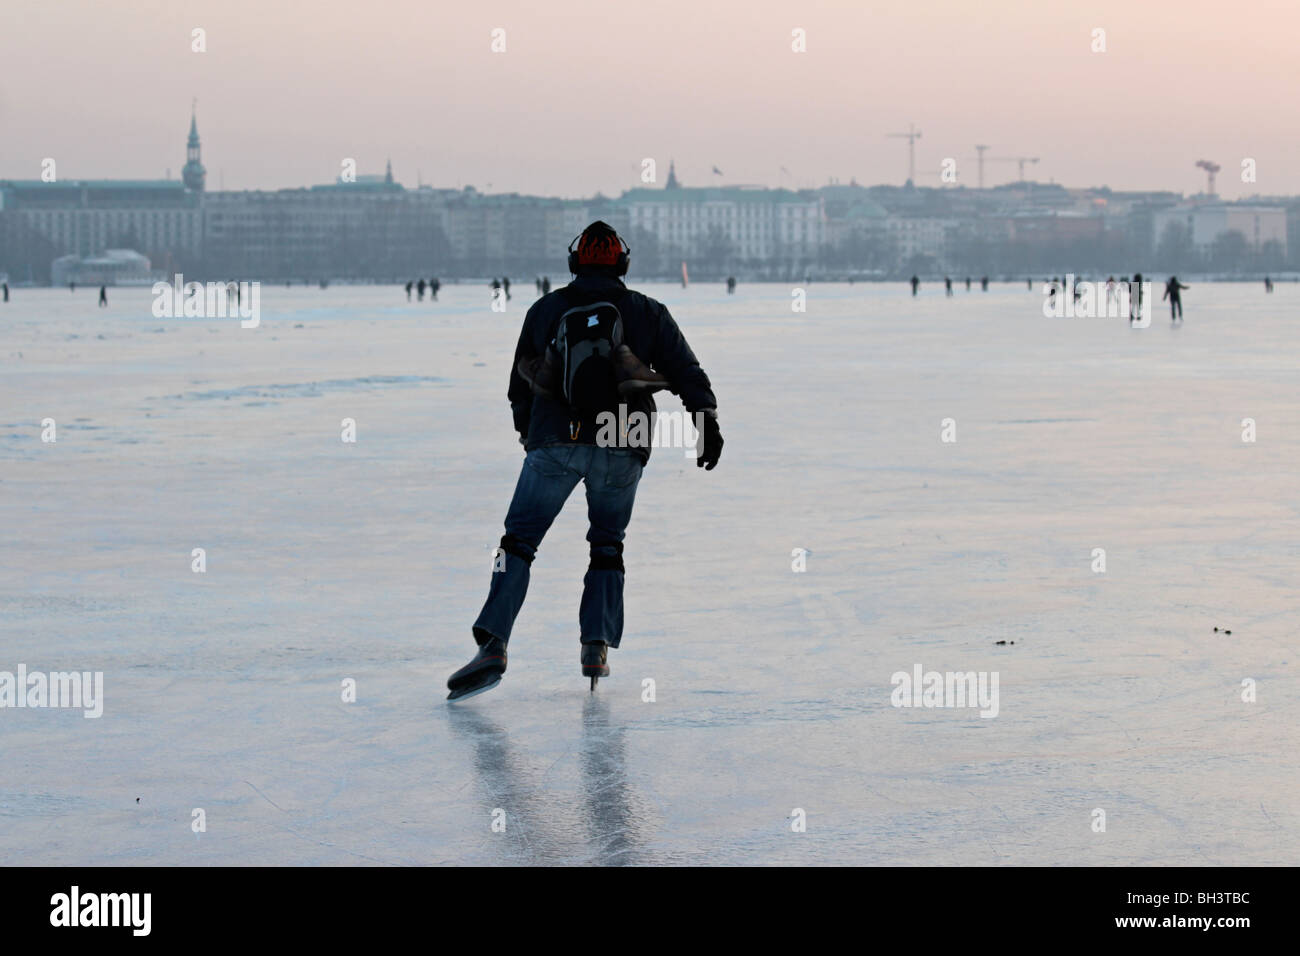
top-left (1195, 159), bottom-right (1221, 196)
top-left (974, 145), bottom-right (990, 189)
top-left (989, 155), bottom-right (1039, 181)
top-left (887, 124), bottom-right (922, 185)
top-left (981, 155), bottom-right (1041, 184)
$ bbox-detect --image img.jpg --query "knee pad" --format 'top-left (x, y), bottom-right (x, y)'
top-left (588, 542), bottom-right (624, 573)
top-left (499, 534), bottom-right (535, 565)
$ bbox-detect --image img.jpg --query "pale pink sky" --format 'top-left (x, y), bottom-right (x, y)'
top-left (1, 0), bottom-right (1295, 198)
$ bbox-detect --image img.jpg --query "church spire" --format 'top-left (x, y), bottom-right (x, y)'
top-left (183, 101), bottom-right (206, 192)
top-left (385, 158), bottom-right (393, 185)
top-left (665, 159), bottom-right (680, 190)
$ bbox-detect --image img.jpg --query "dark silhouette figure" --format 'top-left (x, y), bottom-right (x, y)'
top-left (980, 276), bottom-right (989, 291)
top-left (910, 275), bottom-right (919, 296)
top-left (502, 277), bottom-right (511, 301)
top-left (70, 282), bottom-right (76, 293)
top-left (1027, 277), bottom-right (1033, 291)
top-left (431, 278), bottom-right (441, 300)
top-left (2, 282), bottom-right (8, 302)
top-left (491, 278), bottom-right (501, 295)
top-left (1264, 276), bottom-right (1273, 293)
top-left (965, 277), bottom-right (971, 291)
top-left (945, 277), bottom-right (953, 296)
top-left (726, 276), bottom-right (736, 294)
top-left (447, 220), bottom-right (720, 702)
top-left (417, 278), bottom-right (426, 301)
top-left (541, 277), bottom-right (550, 295)
top-left (405, 281), bottom-right (413, 301)
top-left (1129, 273), bottom-right (1144, 323)
top-left (1163, 276), bottom-right (1188, 321)
top-left (98, 285), bottom-right (108, 307)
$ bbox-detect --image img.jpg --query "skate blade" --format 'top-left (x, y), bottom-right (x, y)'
top-left (590, 675), bottom-right (598, 693)
top-left (446, 675), bottom-right (502, 703)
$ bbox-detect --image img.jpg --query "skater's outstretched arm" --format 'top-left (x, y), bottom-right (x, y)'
top-left (648, 301), bottom-right (716, 413)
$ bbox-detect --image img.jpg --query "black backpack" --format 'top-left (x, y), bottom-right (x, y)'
top-left (550, 298), bottom-right (625, 416)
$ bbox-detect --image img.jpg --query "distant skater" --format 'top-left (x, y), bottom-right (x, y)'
top-left (70, 282), bottom-right (76, 293)
top-left (405, 281), bottom-right (413, 301)
top-left (2, 282), bottom-right (8, 302)
top-left (502, 277), bottom-right (511, 301)
top-left (980, 276), bottom-right (989, 291)
top-left (726, 276), bottom-right (736, 294)
top-left (1264, 275), bottom-right (1273, 293)
top-left (1026, 277), bottom-right (1032, 291)
top-left (430, 278), bottom-right (440, 301)
top-left (1163, 276), bottom-right (1188, 322)
top-left (98, 285), bottom-right (108, 307)
top-left (541, 276), bottom-right (550, 294)
top-left (910, 275), bottom-right (919, 297)
top-left (965, 277), bottom-right (971, 291)
top-left (945, 277), bottom-right (953, 297)
top-left (1129, 273), bottom-right (1144, 323)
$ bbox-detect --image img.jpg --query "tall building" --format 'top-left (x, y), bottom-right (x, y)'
top-left (1151, 203), bottom-right (1287, 255)
top-left (623, 167), bottom-right (824, 276)
top-left (0, 114), bottom-right (207, 280)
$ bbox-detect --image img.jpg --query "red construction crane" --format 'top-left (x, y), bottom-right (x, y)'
top-left (1195, 159), bottom-right (1221, 196)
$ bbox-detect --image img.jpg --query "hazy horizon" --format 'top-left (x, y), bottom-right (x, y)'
top-left (2, 0), bottom-right (1296, 198)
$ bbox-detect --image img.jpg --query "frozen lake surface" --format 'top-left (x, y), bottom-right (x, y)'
top-left (1, 280), bottom-right (1297, 865)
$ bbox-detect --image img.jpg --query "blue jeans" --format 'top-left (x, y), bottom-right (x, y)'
top-left (474, 444), bottom-right (643, 648)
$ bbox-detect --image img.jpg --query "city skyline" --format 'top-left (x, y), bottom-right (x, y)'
top-left (2, 0), bottom-right (1297, 198)
top-left (2, 107), bottom-right (1291, 203)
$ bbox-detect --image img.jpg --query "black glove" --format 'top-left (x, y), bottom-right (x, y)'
top-left (696, 409), bottom-right (722, 470)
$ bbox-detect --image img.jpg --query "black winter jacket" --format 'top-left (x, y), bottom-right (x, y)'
top-left (508, 275), bottom-right (717, 465)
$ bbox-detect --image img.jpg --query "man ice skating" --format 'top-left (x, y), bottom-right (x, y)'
top-left (447, 221), bottom-right (722, 701)
top-left (1163, 276), bottom-right (1188, 321)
